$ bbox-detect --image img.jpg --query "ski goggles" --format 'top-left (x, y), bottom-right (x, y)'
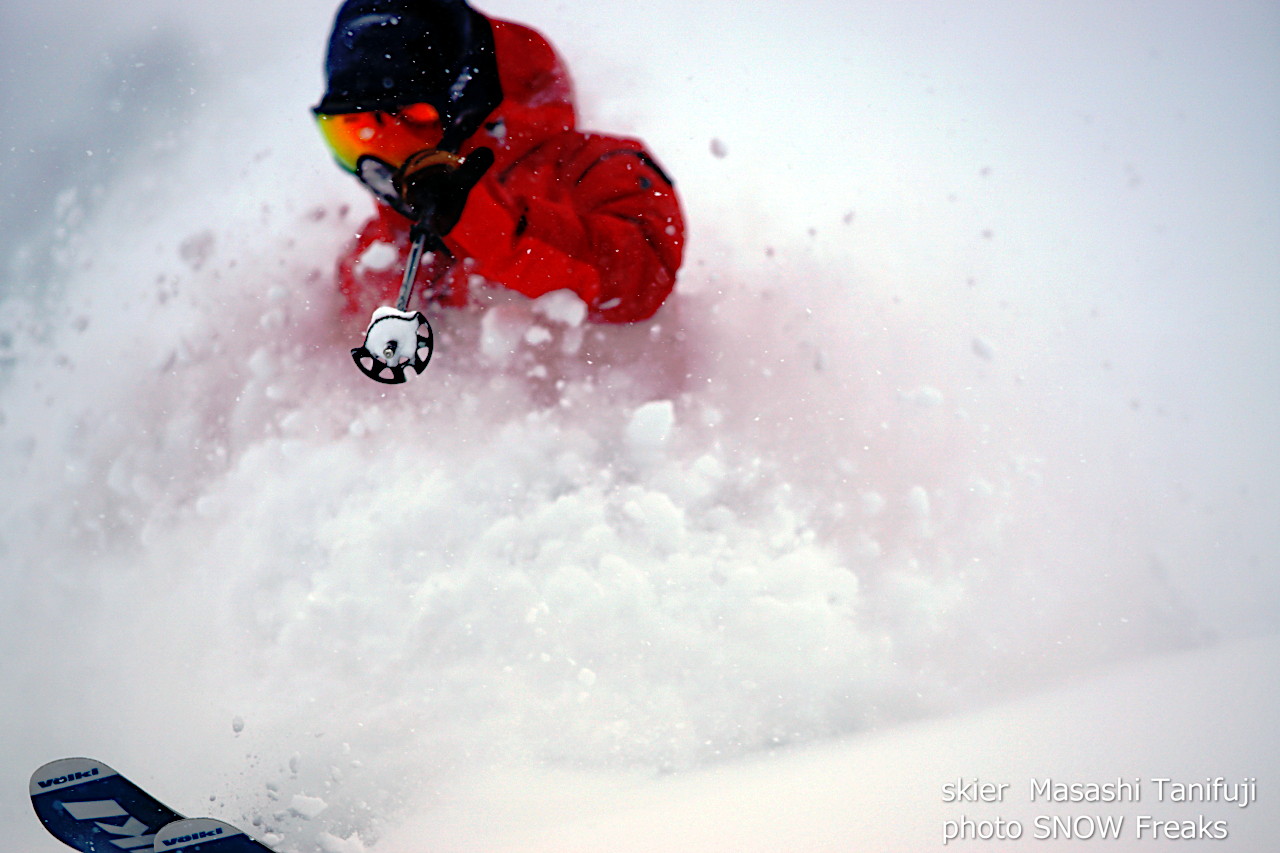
top-left (314, 103), bottom-right (443, 173)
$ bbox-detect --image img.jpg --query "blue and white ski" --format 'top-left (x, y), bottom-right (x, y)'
top-left (30, 758), bottom-right (183, 852)
top-left (153, 819), bottom-right (274, 853)
top-left (31, 759), bottom-right (274, 853)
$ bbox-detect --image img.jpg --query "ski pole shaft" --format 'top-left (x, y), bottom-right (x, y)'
top-left (399, 218), bottom-right (455, 312)
top-left (396, 230), bottom-right (429, 312)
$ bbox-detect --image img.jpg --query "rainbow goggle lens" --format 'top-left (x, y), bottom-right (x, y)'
top-left (314, 103), bottom-right (443, 173)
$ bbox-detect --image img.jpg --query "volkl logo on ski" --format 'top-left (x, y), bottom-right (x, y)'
top-left (36, 766), bottom-right (100, 789)
top-left (162, 825), bottom-right (225, 846)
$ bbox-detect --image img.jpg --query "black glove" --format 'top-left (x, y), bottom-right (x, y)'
top-left (395, 147), bottom-right (495, 239)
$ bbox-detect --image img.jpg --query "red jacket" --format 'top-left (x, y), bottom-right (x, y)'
top-left (337, 18), bottom-right (685, 324)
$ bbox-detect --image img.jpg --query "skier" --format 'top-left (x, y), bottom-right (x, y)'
top-left (314, 0), bottom-right (686, 325)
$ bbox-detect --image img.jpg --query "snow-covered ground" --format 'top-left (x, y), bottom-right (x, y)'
top-left (2, 1), bottom-right (1277, 851)
top-left (383, 635), bottom-right (1280, 852)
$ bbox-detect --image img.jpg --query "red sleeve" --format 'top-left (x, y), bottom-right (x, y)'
top-left (451, 131), bottom-right (685, 323)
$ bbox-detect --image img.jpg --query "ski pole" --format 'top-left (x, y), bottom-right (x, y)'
top-left (349, 226), bottom-right (444, 385)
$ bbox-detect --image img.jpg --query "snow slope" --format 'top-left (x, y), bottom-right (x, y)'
top-left (381, 635), bottom-right (1280, 852)
top-left (1, 1), bottom-right (1277, 851)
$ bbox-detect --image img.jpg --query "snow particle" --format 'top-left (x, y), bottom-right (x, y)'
top-left (710, 138), bottom-right (729, 158)
top-left (317, 832), bottom-right (368, 853)
top-left (532, 289), bottom-right (588, 327)
top-left (289, 794), bottom-right (329, 820)
top-left (179, 230), bottom-right (215, 271)
top-left (524, 326), bottom-right (553, 346)
top-left (355, 241), bottom-right (398, 273)
top-left (625, 400), bottom-right (676, 453)
top-left (478, 304), bottom-right (529, 362)
top-left (900, 386), bottom-right (944, 408)
top-left (907, 485), bottom-right (931, 518)
top-left (972, 336), bottom-right (996, 360)
top-left (232, 716), bottom-right (245, 735)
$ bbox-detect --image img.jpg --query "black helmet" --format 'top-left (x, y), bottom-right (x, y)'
top-left (315, 0), bottom-right (503, 151)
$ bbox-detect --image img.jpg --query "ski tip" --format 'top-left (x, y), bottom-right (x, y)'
top-left (154, 818), bottom-right (255, 852)
top-left (29, 757), bottom-right (118, 797)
